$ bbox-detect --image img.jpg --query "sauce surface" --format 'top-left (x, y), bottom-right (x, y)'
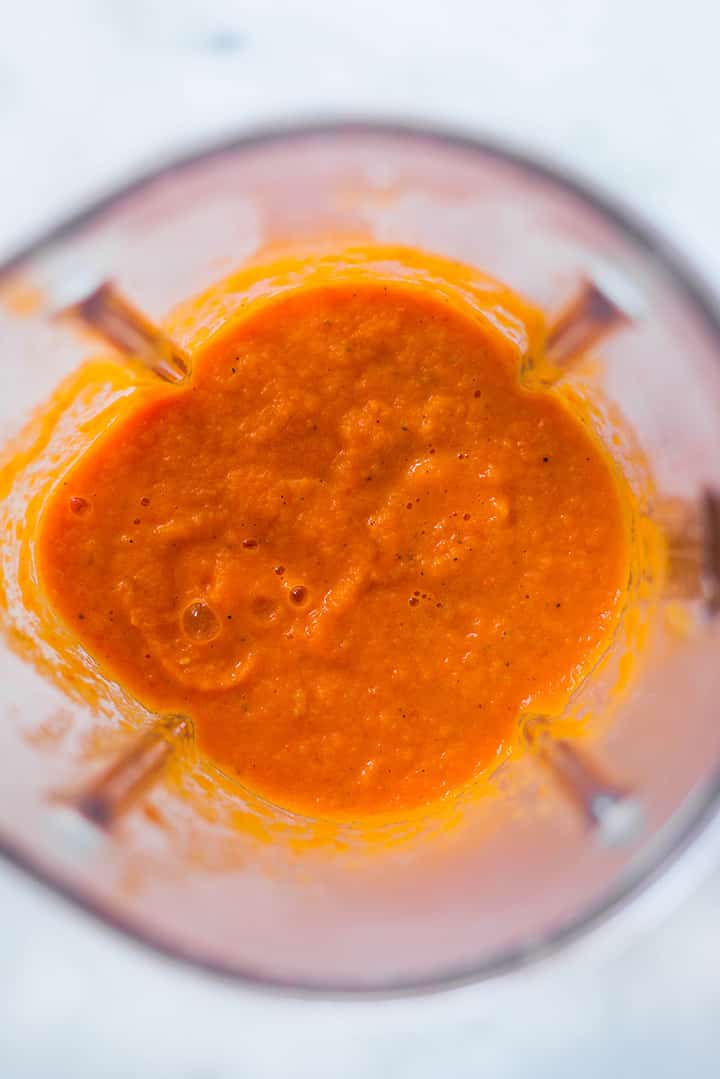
top-left (38, 248), bottom-right (629, 816)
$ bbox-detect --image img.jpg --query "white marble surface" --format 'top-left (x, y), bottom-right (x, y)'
top-left (1, 1), bottom-right (720, 1075)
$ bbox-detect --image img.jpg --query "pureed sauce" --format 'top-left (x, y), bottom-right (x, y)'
top-left (37, 247), bottom-right (630, 817)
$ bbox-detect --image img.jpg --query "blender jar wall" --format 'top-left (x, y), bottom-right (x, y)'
top-left (1, 126), bottom-right (720, 991)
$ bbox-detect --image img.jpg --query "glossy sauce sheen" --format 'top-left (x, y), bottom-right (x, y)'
top-left (38, 249), bottom-right (629, 816)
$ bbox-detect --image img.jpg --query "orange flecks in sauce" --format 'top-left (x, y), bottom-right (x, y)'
top-left (36, 247), bottom-right (629, 817)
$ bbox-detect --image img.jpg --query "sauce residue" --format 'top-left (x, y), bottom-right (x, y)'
top-left (36, 246), bottom-right (630, 817)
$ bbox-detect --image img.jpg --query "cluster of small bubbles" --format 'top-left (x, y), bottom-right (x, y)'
top-left (409, 589), bottom-right (437, 609)
top-left (182, 601), bottom-right (220, 641)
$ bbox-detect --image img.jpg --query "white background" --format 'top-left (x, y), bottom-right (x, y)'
top-left (1, 1), bottom-right (719, 1075)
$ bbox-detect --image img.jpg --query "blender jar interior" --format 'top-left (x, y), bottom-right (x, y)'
top-left (1, 125), bottom-right (720, 992)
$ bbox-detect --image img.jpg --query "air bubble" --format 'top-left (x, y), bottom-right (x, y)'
top-left (182, 601), bottom-right (220, 641)
top-left (251, 595), bottom-right (279, 622)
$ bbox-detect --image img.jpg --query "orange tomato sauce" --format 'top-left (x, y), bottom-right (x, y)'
top-left (37, 247), bottom-right (629, 817)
